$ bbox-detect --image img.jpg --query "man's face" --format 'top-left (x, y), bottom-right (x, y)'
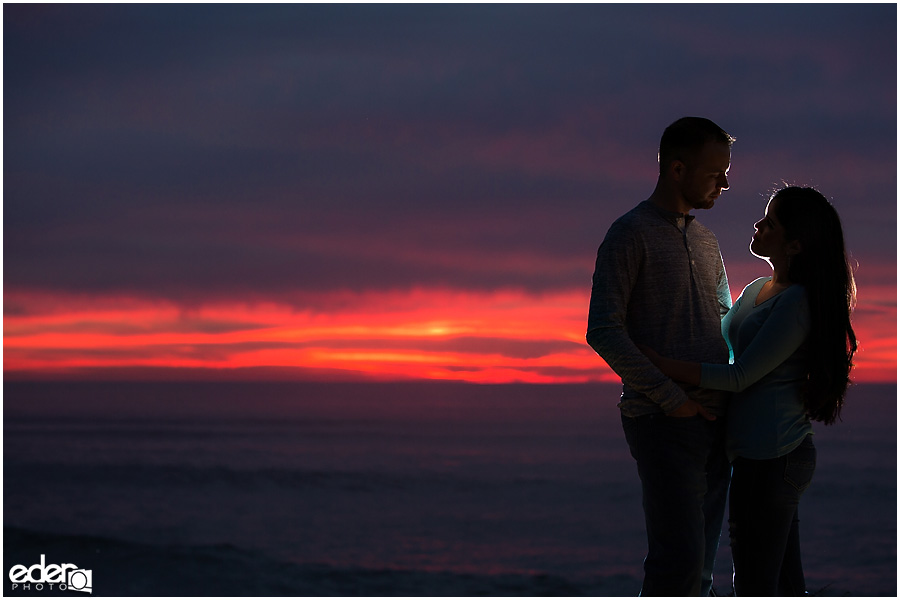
top-left (678, 142), bottom-right (731, 211)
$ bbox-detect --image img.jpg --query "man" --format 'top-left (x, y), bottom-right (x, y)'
top-left (586, 117), bottom-right (735, 596)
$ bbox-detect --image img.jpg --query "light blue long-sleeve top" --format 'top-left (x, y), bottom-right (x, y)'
top-left (700, 277), bottom-right (812, 461)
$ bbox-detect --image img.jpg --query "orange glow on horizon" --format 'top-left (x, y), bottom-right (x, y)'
top-left (4, 285), bottom-right (895, 384)
top-left (4, 288), bottom-right (602, 383)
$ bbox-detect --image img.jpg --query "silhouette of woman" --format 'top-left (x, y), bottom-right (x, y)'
top-left (640, 186), bottom-right (857, 596)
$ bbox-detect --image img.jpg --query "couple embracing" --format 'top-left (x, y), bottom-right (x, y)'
top-left (586, 117), bottom-right (857, 596)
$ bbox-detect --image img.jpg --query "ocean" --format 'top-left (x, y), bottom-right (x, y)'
top-left (3, 381), bottom-right (896, 596)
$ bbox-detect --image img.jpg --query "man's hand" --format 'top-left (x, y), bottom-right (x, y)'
top-left (666, 398), bottom-right (716, 421)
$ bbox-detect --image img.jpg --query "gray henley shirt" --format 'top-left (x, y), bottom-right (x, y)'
top-left (586, 200), bottom-right (732, 417)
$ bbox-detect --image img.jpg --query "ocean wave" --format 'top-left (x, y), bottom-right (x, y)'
top-left (4, 526), bottom-right (640, 597)
top-left (4, 460), bottom-right (598, 496)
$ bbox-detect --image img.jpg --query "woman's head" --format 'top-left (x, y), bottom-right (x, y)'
top-left (766, 186), bottom-right (857, 425)
top-left (767, 186), bottom-right (850, 287)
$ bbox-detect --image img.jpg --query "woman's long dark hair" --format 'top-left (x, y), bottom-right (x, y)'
top-left (771, 186), bottom-right (858, 425)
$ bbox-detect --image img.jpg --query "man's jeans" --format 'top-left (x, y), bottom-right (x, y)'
top-left (729, 434), bottom-right (816, 596)
top-left (622, 413), bottom-right (731, 596)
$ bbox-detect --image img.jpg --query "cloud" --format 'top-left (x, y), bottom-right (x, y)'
top-left (5, 284), bottom-right (893, 384)
top-left (4, 4), bottom-right (895, 382)
top-left (3, 288), bottom-right (605, 382)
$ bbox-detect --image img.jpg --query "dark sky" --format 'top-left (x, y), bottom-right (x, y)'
top-left (3, 3), bottom-right (896, 382)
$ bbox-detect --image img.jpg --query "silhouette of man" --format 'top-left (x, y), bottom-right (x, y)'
top-left (587, 117), bottom-right (735, 596)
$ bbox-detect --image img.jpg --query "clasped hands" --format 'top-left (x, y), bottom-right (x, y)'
top-left (636, 343), bottom-right (716, 422)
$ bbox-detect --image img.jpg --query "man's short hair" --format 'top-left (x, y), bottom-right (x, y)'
top-left (658, 117), bottom-right (735, 175)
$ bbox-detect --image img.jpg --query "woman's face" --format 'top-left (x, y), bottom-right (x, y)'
top-left (750, 198), bottom-right (792, 259)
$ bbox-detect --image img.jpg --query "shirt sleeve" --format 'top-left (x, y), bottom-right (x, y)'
top-left (716, 254), bottom-right (733, 318)
top-left (700, 286), bottom-right (811, 392)
top-left (719, 290), bottom-right (741, 363)
top-left (586, 220), bottom-right (689, 413)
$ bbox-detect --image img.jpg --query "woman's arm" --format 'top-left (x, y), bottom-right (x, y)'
top-left (638, 344), bottom-right (701, 386)
top-left (701, 286), bottom-right (810, 392)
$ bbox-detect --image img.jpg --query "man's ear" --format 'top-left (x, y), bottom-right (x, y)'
top-left (669, 159), bottom-right (686, 182)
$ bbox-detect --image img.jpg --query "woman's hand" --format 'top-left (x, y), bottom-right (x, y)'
top-left (636, 343), bottom-right (702, 387)
top-left (636, 343), bottom-right (663, 366)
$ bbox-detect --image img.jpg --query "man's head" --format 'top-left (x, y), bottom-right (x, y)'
top-left (658, 117), bottom-right (735, 211)
top-left (658, 117), bottom-right (735, 175)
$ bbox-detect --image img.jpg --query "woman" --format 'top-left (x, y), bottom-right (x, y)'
top-left (641, 186), bottom-right (857, 596)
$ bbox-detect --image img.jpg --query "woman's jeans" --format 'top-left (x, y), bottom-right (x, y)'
top-left (729, 435), bottom-right (816, 596)
top-left (622, 413), bottom-right (731, 596)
